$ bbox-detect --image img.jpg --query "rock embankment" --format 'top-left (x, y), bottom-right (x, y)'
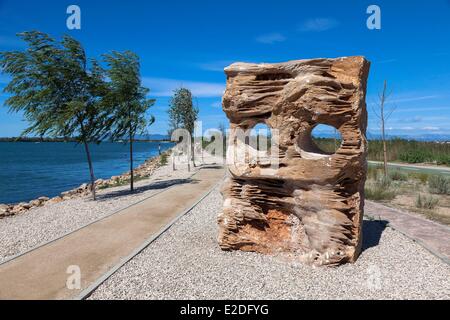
top-left (0, 152), bottom-right (168, 219)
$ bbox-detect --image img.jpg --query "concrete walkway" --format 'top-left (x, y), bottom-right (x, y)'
top-left (366, 201), bottom-right (450, 264)
top-left (0, 166), bottom-right (225, 300)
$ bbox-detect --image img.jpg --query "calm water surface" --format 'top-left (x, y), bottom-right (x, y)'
top-left (0, 141), bottom-right (173, 204)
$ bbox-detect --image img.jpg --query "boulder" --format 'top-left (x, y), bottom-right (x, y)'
top-left (0, 204), bottom-right (10, 217)
top-left (18, 202), bottom-right (31, 210)
top-left (60, 191), bottom-right (72, 197)
top-left (47, 196), bottom-right (63, 204)
top-left (29, 199), bottom-right (42, 207)
top-left (218, 56), bottom-right (370, 266)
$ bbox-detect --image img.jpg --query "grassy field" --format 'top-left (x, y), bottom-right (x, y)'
top-left (314, 138), bottom-right (450, 166)
top-left (365, 164), bottom-right (450, 225)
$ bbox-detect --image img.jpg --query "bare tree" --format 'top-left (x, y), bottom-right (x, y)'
top-left (372, 80), bottom-right (396, 179)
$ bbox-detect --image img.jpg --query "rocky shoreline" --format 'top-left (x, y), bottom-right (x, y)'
top-left (0, 151), bottom-right (169, 219)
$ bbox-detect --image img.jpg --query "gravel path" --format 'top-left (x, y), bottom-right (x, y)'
top-left (89, 187), bottom-right (450, 300)
top-left (0, 161), bottom-right (199, 263)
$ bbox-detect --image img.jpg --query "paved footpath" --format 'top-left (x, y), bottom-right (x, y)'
top-left (365, 201), bottom-right (450, 264)
top-left (0, 166), bottom-right (225, 300)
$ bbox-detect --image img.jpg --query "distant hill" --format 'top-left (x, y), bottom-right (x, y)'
top-left (314, 131), bottom-right (450, 142)
top-left (135, 134), bottom-right (170, 141)
top-left (0, 134), bottom-right (171, 142)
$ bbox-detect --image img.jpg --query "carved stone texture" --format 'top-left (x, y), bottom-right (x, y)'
top-left (218, 56), bottom-right (370, 266)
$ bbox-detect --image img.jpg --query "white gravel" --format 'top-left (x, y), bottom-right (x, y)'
top-left (0, 160), bottom-right (200, 263)
top-left (89, 187), bottom-right (450, 300)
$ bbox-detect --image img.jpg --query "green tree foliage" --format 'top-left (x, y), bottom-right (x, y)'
top-left (168, 88), bottom-right (199, 165)
top-left (0, 31), bottom-right (110, 200)
top-left (103, 51), bottom-right (155, 191)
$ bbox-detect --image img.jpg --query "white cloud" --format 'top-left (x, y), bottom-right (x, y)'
top-left (422, 126), bottom-right (440, 131)
top-left (396, 106), bottom-right (450, 112)
top-left (198, 60), bottom-right (234, 72)
top-left (255, 33), bottom-right (286, 44)
top-left (142, 77), bottom-right (225, 97)
top-left (390, 95), bottom-right (440, 104)
top-left (298, 18), bottom-right (339, 32)
top-left (367, 94), bottom-right (440, 107)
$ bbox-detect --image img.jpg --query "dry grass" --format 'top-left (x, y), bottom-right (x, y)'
top-left (366, 166), bottom-right (450, 225)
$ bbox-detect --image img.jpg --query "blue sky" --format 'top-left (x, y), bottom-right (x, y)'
top-left (0, 0), bottom-right (449, 139)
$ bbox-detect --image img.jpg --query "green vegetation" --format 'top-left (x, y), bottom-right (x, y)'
top-left (0, 31), bottom-right (110, 199)
top-left (389, 169), bottom-right (408, 181)
top-left (168, 88), bottom-right (199, 169)
top-left (160, 153), bottom-right (168, 166)
top-left (313, 137), bottom-right (450, 166)
top-left (168, 88), bottom-right (199, 137)
top-left (415, 194), bottom-right (439, 210)
top-left (366, 163), bottom-right (450, 225)
top-left (0, 31), bottom-right (155, 198)
top-left (428, 175), bottom-right (450, 195)
top-left (104, 51), bottom-right (155, 192)
top-left (365, 176), bottom-right (396, 201)
top-left (368, 139), bottom-right (450, 165)
top-left (313, 137), bottom-right (341, 154)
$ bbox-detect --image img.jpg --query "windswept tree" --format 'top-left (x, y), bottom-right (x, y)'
top-left (103, 51), bottom-right (155, 192)
top-left (167, 88), bottom-right (199, 168)
top-left (0, 31), bottom-right (110, 200)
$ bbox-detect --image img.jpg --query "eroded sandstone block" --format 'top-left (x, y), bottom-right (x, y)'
top-left (218, 56), bottom-right (370, 266)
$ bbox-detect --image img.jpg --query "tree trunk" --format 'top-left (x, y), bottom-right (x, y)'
top-left (191, 142), bottom-right (196, 167)
top-left (187, 145), bottom-right (191, 172)
top-left (172, 152), bottom-right (176, 171)
top-left (83, 141), bottom-right (96, 200)
top-left (130, 131), bottom-right (134, 192)
top-left (201, 139), bottom-right (204, 164)
top-left (380, 80), bottom-right (388, 179)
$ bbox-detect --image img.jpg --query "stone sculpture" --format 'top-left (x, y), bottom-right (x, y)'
top-left (218, 56), bottom-right (370, 266)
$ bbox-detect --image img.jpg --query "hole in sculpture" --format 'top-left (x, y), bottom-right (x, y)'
top-left (298, 124), bottom-right (342, 160)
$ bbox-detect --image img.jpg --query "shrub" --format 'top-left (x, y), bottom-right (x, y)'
top-left (428, 175), bottom-right (450, 195)
top-left (160, 153), bottom-right (168, 166)
top-left (365, 186), bottom-right (396, 201)
top-left (409, 172), bottom-right (429, 184)
top-left (389, 169), bottom-right (408, 181)
top-left (365, 177), bottom-right (396, 201)
top-left (415, 194), bottom-right (439, 209)
top-left (436, 154), bottom-right (450, 166)
top-left (367, 166), bottom-right (380, 180)
top-left (399, 150), bottom-right (429, 164)
top-left (379, 176), bottom-right (392, 188)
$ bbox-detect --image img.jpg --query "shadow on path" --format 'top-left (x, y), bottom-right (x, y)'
top-left (96, 178), bottom-right (198, 201)
top-left (361, 219), bottom-right (388, 252)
